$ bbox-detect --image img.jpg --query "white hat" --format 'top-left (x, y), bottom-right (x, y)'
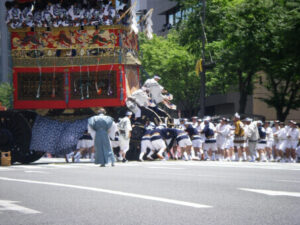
top-left (204, 116), bottom-right (211, 121)
top-left (157, 124), bottom-right (166, 129)
top-left (234, 112), bottom-right (240, 119)
top-left (244, 117), bottom-right (252, 122)
top-left (126, 111), bottom-right (133, 116)
top-left (149, 122), bottom-right (156, 127)
top-left (154, 75), bottom-right (161, 80)
top-left (257, 120), bottom-right (263, 124)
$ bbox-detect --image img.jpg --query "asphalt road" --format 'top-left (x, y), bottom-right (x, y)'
top-left (1, 159), bottom-right (300, 225)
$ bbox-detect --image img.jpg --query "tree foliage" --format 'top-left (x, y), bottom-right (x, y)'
top-left (0, 82), bottom-right (13, 109)
top-left (173, 0), bottom-right (300, 118)
top-left (140, 0), bottom-right (300, 119)
top-left (259, 0), bottom-right (300, 121)
top-left (139, 32), bottom-right (201, 116)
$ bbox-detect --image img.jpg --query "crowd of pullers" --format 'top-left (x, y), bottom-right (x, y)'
top-left (134, 113), bottom-right (300, 163)
top-left (69, 112), bottom-right (300, 164)
top-left (5, 0), bottom-right (129, 29)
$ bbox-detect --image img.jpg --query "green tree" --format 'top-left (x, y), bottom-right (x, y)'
top-left (139, 32), bottom-right (200, 116)
top-left (213, 0), bottom-right (273, 113)
top-left (260, 0), bottom-right (300, 121)
top-left (175, 0), bottom-right (277, 113)
top-left (0, 82), bottom-right (13, 109)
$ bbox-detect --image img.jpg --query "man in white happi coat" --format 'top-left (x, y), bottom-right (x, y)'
top-left (272, 121), bottom-right (281, 161)
top-left (286, 121), bottom-right (299, 163)
top-left (126, 87), bottom-right (151, 119)
top-left (274, 122), bottom-right (288, 162)
top-left (264, 121), bottom-right (274, 161)
top-left (216, 118), bottom-right (230, 161)
top-left (244, 118), bottom-right (259, 162)
top-left (199, 117), bottom-right (217, 161)
top-left (191, 116), bottom-right (198, 128)
top-left (142, 75), bottom-right (174, 109)
top-left (118, 111), bottom-right (133, 162)
top-left (139, 122), bottom-right (155, 161)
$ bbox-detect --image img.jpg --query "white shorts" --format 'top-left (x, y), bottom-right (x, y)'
top-left (110, 140), bottom-right (120, 148)
top-left (234, 142), bottom-right (247, 148)
top-left (217, 140), bottom-right (227, 150)
top-left (257, 143), bottom-right (266, 150)
top-left (266, 140), bottom-right (273, 149)
top-left (204, 142), bottom-right (217, 151)
top-left (226, 139), bottom-right (233, 149)
top-left (286, 141), bottom-right (298, 149)
top-left (151, 139), bottom-right (166, 151)
top-left (141, 139), bottom-right (153, 153)
top-left (178, 138), bottom-right (192, 148)
top-left (192, 139), bottom-right (202, 148)
top-left (273, 140), bottom-right (279, 147)
top-left (119, 136), bottom-right (130, 153)
top-left (278, 140), bottom-right (288, 152)
top-left (76, 139), bottom-right (94, 149)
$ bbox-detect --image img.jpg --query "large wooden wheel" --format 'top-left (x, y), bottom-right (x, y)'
top-left (0, 111), bottom-right (44, 164)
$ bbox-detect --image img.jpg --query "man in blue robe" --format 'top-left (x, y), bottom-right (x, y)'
top-left (88, 108), bottom-right (115, 167)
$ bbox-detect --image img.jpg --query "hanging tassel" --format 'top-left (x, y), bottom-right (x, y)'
top-left (129, 1), bottom-right (138, 34)
top-left (51, 61), bottom-right (56, 98)
top-left (36, 65), bottom-right (42, 99)
top-left (144, 9), bottom-right (154, 39)
top-left (79, 57), bottom-right (84, 100)
top-left (51, 74), bottom-right (56, 98)
top-left (195, 59), bottom-right (203, 76)
top-left (86, 66), bottom-right (90, 99)
top-left (95, 58), bottom-right (101, 95)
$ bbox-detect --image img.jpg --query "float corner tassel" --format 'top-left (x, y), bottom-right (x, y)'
top-left (195, 59), bottom-right (203, 76)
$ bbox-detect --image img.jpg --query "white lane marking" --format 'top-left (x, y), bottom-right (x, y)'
top-left (0, 177), bottom-right (212, 209)
top-left (24, 171), bottom-right (50, 174)
top-left (45, 164), bottom-right (82, 168)
top-left (239, 188), bottom-right (300, 197)
top-left (0, 200), bottom-right (40, 214)
top-left (277, 180), bottom-right (300, 184)
top-left (147, 166), bottom-right (185, 170)
top-left (0, 168), bottom-right (13, 171)
top-left (152, 172), bottom-right (220, 178)
top-left (11, 165), bottom-right (45, 169)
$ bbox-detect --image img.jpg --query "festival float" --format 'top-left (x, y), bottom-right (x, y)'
top-left (0, 0), bottom-right (172, 164)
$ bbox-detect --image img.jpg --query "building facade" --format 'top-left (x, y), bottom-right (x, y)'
top-left (136, 0), bottom-right (177, 35)
top-left (0, 0), bottom-right (12, 83)
top-left (205, 74), bottom-right (300, 122)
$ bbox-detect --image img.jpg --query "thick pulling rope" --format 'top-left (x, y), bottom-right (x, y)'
top-left (34, 28), bottom-right (42, 99)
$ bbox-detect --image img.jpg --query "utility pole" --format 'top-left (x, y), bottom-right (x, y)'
top-left (200, 0), bottom-right (206, 117)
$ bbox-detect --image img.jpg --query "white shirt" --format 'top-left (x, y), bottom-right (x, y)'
top-left (247, 122), bottom-right (259, 141)
top-left (118, 116), bottom-right (132, 138)
top-left (277, 126), bottom-right (288, 140)
top-left (143, 78), bottom-right (164, 104)
top-left (130, 89), bottom-right (150, 107)
top-left (216, 123), bottom-right (230, 141)
top-left (288, 127), bottom-right (299, 141)
top-left (265, 126), bottom-right (274, 142)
